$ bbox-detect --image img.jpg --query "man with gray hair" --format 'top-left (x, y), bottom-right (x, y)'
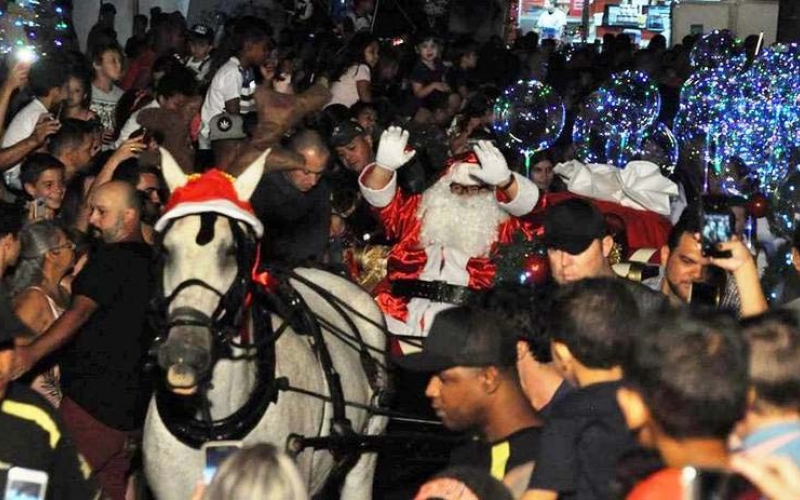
top-left (250, 129), bottom-right (331, 264)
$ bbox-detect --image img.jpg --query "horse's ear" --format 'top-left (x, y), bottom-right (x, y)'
top-left (233, 148), bottom-right (270, 201)
top-left (159, 147), bottom-right (188, 193)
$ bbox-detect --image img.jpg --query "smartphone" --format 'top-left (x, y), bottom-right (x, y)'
top-left (689, 281), bottom-right (721, 308)
top-left (4, 467), bottom-right (48, 500)
top-left (201, 441), bottom-right (242, 485)
top-left (682, 466), bottom-right (754, 500)
top-left (700, 197), bottom-right (734, 258)
top-left (32, 197), bottom-right (47, 221)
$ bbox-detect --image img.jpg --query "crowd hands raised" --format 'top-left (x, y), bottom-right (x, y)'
top-left (0, 4), bottom-right (797, 500)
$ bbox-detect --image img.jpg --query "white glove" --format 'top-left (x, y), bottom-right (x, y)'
top-left (470, 140), bottom-right (512, 187)
top-left (375, 126), bottom-right (416, 172)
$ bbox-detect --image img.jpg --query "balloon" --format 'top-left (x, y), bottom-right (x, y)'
top-left (770, 168), bottom-right (800, 238)
top-left (493, 80), bottom-right (565, 154)
top-left (638, 122), bottom-right (679, 177)
top-left (602, 70), bottom-right (661, 131)
top-left (573, 91), bottom-right (642, 167)
top-left (690, 30), bottom-right (747, 72)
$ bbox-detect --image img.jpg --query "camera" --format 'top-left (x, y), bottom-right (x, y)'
top-left (700, 195), bottom-right (734, 259)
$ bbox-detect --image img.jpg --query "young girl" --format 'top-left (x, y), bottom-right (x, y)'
top-left (327, 32), bottom-right (380, 108)
top-left (90, 43), bottom-right (125, 147)
top-left (63, 66), bottom-right (98, 122)
top-left (403, 34), bottom-right (450, 117)
top-left (20, 153), bottom-right (66, 221)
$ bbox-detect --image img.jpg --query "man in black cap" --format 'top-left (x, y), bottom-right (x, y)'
top-left (331, 120), bottom-right (375, 175)
top-left (396, 305), bottom-right (541, 496)
top-left (0, 281), bottom-right (100, 499)
top-left (186, 24), bottom-right (215, 83)
top-left (543, 198), bottom-right (665, 314)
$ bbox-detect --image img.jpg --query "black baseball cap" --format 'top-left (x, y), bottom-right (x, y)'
top-left (393, 306), bottom-right (517, 373)
top-left (189, 24), bottom-right (214, 41)
top-left (543, 198), bottom-right (607, 255)
top-left (330, 120), bottom-right (366, 148)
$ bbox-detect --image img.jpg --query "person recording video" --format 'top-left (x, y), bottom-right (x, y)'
top-left (645, 206), bottom-right (767, 318)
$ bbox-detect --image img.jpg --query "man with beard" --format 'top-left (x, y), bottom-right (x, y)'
top-left (359, 126), bottom-right (539, 349)
top-left (13, 182), bottom-right (154, 500)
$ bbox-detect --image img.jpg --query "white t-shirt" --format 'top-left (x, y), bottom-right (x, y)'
top-left (90, 84), bottom-right (125, 132)
top-left (537, 9), bottom-right (568, 40)
top-left (1, 98), bottom-right (49, 189)
top-left (200, 56), bottom-right (247, 149)
top-left (326, 64), bottom-right (371, 108)
top-left (116, 99), bottom-right (160, 147)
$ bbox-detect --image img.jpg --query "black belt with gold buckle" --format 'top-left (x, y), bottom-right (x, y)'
top-left (391, 279), bottom-right (480, 305)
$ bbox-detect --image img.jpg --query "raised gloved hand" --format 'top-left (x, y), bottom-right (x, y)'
top-left (470, 140), bottom-right (513, 187)
top-left (375, 126), bottom-right (416, 172)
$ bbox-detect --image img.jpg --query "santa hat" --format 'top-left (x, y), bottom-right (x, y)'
top-left (443, 150), bottom-right (482, 186)
top-left (154, 169), bottom-right (264, 237)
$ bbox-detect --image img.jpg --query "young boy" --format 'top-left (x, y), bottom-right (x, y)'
top-left (522, 278), bottom-right (640, 500)
top-left (617, 309), bottom-right (753, 496)
top-left (737, 311), bottom-right (800, 466)
top-left (199, 17), bottom-right (271, 150)
top-left (90, 42), bottom-right (124, 147)
top-left (20, 153), bottom-right (66, 220)
top-left (185, 24), bottom-right (214, 84)
top-left (403, 34), bottom-right (450, 117)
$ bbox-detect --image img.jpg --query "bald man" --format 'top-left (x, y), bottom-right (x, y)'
top-left (88, 180), bottom-right (144, 243)
top-left (249, 128), bottom-right (332, 264)
top-left (14, 181), bottom-right (155, 500)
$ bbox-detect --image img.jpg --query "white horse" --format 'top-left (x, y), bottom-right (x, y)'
top-left (142, 148), bottom-right (389, 500)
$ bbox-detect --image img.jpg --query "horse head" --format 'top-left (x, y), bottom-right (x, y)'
top-left (153, 148), bottom-right (268, 394)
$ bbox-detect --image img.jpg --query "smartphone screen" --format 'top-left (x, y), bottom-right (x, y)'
top-left (701, 212), bottom-right (733, 257)
top-left (5, 468), bottom-right (48, 500)
top-left (203, 443), bottom-right (241, 485)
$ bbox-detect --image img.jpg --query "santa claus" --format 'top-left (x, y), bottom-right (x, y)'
top-left (359, 126), bottom-right (539, 349)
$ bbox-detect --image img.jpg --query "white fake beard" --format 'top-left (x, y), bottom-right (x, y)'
top-left (418, 177), bottom-right (509, 257)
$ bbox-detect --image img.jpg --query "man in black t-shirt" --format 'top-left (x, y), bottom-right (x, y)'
top-left (14, 181), bottom-right (154, 500)
top-left (395, 305), bottom-right (541, 497)
top-left (0, 285), bottom-right (100, 500)
top-left (522, 279), bottom-right (640, 500)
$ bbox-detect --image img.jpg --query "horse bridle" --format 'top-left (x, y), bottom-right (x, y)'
top-left (150, 214), bottom-right (281, 448)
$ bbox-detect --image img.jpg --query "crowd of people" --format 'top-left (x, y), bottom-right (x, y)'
top-left (0, 2), bottom-right (799, 500)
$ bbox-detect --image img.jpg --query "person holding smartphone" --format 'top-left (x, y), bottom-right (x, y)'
top-left (645, 206), bottom-right (768, 318)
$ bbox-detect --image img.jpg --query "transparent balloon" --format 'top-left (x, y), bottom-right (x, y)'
top-left (637, 122), bottom-right (679, 177)
top-left (492, 80), bottom-right (566, 154)
top-left (690, 30), bottom-right (747, 72)
top-left (601, 71), bottom-right (661, 131)
top-left (770, 168), bottom-right (800, 238)
top-left (573, 90), bottom-right (649, 168)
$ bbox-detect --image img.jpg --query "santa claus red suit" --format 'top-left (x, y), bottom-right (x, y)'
top-left (359, 127), bottom-right (539, 344)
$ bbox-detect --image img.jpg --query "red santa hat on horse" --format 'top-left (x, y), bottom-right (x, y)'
top-left (359, 127), bottom-right (540, 346)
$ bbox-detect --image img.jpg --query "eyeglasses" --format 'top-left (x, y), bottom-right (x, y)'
top-left (449, 183), bottom-right (490, 195)
top-left (49, 241), bottom-right (76, 253)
